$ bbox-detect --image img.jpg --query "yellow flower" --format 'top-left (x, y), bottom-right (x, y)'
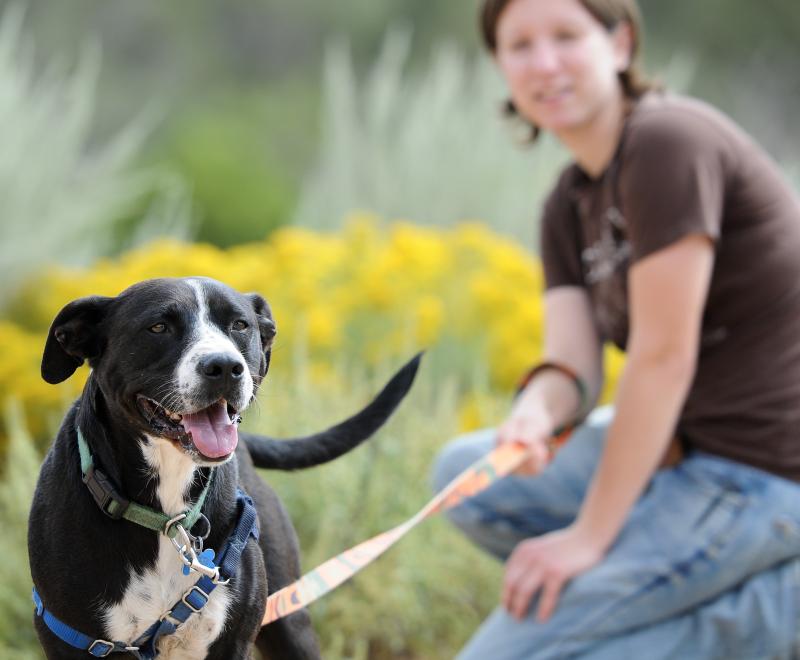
top-left (601, 344), bottom-right (626, 404)
top-left (0, 215), bottom-right (628, 449)
top-left (306, 304), bottom-right (342, 351)
top-left (414, 296), bottom-right (444, 346)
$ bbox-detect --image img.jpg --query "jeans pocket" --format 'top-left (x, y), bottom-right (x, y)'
top-left (688, 483), bottom-right (749, 559)
top-left (575, 489), bottom-right (749, 639)
top-left (641, 467), bottom-right (748, 567)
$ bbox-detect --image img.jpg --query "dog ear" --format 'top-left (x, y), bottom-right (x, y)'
top-left (246, 293), bottom-right (277, 377)
top-left (41, 296), bottom-right (114, 384)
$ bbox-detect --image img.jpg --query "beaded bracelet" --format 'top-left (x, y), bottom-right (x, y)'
top-left (515, 361), bottom-right (591, 439)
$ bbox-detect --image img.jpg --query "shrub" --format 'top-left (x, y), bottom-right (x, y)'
top-left (0, 217), bottom-right (623, 456)
top-left (0, 4), bottom-right (191, 309)
top-left (0, 218), bottom-right (625, 658)
top-left (293, 30), bottom-right (569, 250)
top-left (159, 91), bottom-right (311, 247)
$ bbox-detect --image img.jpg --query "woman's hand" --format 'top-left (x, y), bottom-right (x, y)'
top-left (502, 525), bottom-right (605, 622)
top-left (496, 392), bottom-right (555, 475)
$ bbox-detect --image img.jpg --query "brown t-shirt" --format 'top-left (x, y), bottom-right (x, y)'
top-left (541, 92), bottom-right (800, 481)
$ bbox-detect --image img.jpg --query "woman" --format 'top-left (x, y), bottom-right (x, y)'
top-left (432, 0), bottom-right (800, 658)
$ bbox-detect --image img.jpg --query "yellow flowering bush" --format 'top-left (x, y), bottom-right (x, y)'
top-left (1, 215), bottom-right (624, 451)
top-left (0, 322), bottom-right (86, 442)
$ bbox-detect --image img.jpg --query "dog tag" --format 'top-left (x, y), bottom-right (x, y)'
top-left (182, 548), bottom-right (216, 576)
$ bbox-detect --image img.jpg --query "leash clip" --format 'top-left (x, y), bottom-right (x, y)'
top-left (170, 524), bottom-right (221, 581)
top-left (165, 512), bottom-right (210, 554)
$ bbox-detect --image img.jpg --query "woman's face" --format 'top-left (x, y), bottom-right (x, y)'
top-left (494, 0), bottom-right (631, 136)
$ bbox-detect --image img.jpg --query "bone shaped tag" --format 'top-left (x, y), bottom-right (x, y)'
top-left (182, 548), bottom-right (216, 576)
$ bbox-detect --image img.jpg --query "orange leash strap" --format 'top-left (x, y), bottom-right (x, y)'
top-left (262, 436), bottom-right (567, 626)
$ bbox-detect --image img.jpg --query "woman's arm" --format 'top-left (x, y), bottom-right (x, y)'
top-left (575, 234), bottom-right (714, 548)
top-left (497, 286), bottom-right (603, 473)
top-left (502, 233), bottom-right (715, 621)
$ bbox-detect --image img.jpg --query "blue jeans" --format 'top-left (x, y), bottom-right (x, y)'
top-left (431, 408), bottom-right (800, 659)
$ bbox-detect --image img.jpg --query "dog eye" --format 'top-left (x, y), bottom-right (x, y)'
top-left (232, 320), bottom-right (249, 331)
top-left (149, 323), bottom-right (168, 334)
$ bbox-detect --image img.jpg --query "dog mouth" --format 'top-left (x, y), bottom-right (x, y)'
top-left (136, 395), bottom-right (242, 461)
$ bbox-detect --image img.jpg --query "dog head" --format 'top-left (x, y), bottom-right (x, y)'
top-left (42, 277), bottom-right (276, 465)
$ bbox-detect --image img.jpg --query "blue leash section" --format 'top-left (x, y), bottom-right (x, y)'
top-left (33, 489), bottom-right (259, 659)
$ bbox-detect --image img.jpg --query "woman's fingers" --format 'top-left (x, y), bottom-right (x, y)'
top-left (502, 528), bottom-right (605, 624)
top-left (496, 417), bottom-right (551, 474)
top-left (505, 566), bottom-right (543, 619)
top-left (502, 544), bottom-right (568, 621)
top-left (503, 544), bottom-right (543, 619)
top-left (535, 574), bottom-right (566, 622)
top-left (502, 539), bottom-right (569, 620)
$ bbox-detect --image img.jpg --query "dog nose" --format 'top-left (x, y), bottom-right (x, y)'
top-left (197, 354), bottom-right (245, 383)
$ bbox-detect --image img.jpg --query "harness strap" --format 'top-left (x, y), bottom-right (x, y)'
top-left (33, 489), bottom-right (259, 659)
top-left (77, 427), bottom-right (213, 538)
top-left (32, 588), bottom-right (137, 657)
top-left (141, 491), bottom-right (258, 658)
top-left (218, 490), bottom-right (260, 578)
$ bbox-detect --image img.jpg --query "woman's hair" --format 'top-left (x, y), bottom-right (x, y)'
top-left (480, 0), bottom-right (656, 140)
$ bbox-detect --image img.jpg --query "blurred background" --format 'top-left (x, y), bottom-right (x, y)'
top-left (1, 1), bottom-right (798, 658)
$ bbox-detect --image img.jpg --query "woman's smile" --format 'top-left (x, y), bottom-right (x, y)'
top-left (494, 0), bottom-right (630, 140)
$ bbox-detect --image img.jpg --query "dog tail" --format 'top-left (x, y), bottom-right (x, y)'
top-left (242, 353), bottom-right (422, 470)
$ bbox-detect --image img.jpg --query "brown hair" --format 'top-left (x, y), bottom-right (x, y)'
top-left (480, 0), bottom-right (656, 139)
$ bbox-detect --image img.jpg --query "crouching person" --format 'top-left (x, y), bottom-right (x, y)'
top-left (432, 0), bottom-right (800, 658)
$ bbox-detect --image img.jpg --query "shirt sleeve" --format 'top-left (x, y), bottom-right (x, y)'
top-left (540, 170), bottom-right (585, 290)
top-left (619, 110), bottom-right (728, 263)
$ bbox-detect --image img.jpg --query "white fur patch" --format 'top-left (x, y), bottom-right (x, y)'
top-left (100, 437), bottom-right (231, 657)
top-left (176, 280), bottom-right (253, 409)
top-left (140, 436), bottom-right (197, 516)
top-left (102, 534), bottom-right (232, 659)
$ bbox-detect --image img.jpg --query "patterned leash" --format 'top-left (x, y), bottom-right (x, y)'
top-left (262, 438), bottom-right (564, 625)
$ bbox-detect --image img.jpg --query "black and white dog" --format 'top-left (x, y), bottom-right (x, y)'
top-left (28, 277), bottom-right (419, 659)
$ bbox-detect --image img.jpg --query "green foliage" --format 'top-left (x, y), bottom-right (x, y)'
top-left (293, 29), bottom-right (569, 250)
top-left (251, 356), bottom-right (504, 659)
top-left (159, 85), bottom-right (318, 247)
top-left (0, 400), bottom-right (43, 659)
top-left (0, 4), bottom-right (191, 309)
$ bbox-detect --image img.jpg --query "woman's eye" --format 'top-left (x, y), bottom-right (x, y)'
top-left (149, 323), bottom-right (168, 334)
top-left (232, 320), bottom-right (249, 331)
top-left (555, 29), bottom-right (579, 43)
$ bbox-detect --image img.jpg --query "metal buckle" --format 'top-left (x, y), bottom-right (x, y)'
top-left (88, 639), bottom-right (114, 657)
top-left (181, 585), bottom-right (209, 613)
top-left (189, 513), bottom-right (211, 553)
top-left (164, 513), bottom-right (187, 537)
top-left (159, 610), bottom-right (182, 626)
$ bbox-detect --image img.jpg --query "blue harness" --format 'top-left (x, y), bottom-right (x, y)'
top-left (32, 488), bottom-right (259, 658)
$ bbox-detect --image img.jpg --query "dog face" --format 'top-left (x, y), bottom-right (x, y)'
top-left (42, 277), bottom-right (276, 465)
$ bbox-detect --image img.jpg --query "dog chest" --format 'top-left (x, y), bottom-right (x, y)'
top-left (103, 534), bottom-right (232, 659)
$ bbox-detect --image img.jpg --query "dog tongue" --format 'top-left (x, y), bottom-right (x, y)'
top-left (181, 401), bottom-right (238, 458)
